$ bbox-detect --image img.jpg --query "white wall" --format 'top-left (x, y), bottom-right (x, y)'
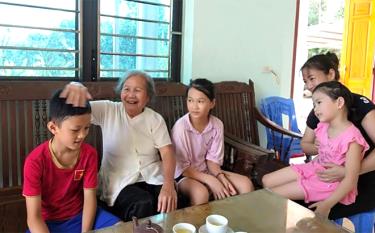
top-left (182, 0), bottom-right (297, 101)
top-left (181, 0), bottom-right (297, 146)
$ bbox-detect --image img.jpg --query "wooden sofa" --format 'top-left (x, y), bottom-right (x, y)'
top-left (0, 79), bottom-right (280, 232)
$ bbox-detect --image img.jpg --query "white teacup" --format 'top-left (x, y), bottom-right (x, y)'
top-left (206, 214), bottom-right (228, 233)
top-left (173, 222), bottom-right (196, 233)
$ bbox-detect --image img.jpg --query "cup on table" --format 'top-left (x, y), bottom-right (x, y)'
top-left (173, 222), bottom-right (196, 233)
top-left (206, 214), bottom-right (228, 233)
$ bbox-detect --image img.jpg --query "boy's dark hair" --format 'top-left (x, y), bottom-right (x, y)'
top-left (49, 89), bottom-right (91, 123)
top-left (313, 81), bottom-right (353, 115)
top-left (187, 78), bottom-right (215, 101)
top-left (301, 52), bottom-right (340, 81)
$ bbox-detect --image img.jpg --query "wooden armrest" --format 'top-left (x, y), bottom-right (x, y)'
top-left (223, 133), bottom-right (274, 187)
top-left (254, 107), bottom-right (303, 139)
top-left (0, 186), bottom-right (23, 204)
top-left (224, 133), bottom-right (274, 156)
top-left (0, 186), bottom-right (27, 232)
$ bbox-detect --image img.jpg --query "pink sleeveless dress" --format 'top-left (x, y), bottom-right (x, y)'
top-left (291, 122), bottom-right (369, 204)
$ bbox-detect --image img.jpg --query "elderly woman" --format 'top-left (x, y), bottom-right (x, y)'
top-left (61, 70), bottom-right (177, 221)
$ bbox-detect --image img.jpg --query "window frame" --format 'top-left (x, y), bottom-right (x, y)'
top-left (0, 0), bottom-right (183, 82)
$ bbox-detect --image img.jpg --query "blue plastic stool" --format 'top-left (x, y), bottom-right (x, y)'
top-left (260, 96), bottom-right (303, 163)
top-left (334, 209), bottom-right (375, 233)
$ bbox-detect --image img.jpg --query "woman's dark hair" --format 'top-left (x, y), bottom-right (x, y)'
top-left (312, 81), bottom-right (353, 113)
top-left (115, 70), bottom-right (155, 101)
top-left (187, 78), bottom-right (215, 101)
top-left (49, 89), bottom-right (91, 123)
top-left (301, 52), bottom-right (340, 80)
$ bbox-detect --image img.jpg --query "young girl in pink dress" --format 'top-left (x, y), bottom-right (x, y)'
top-left (262, 81), bottom-right (369, 217)
top-left (171, 78), bottom-right (253, 206)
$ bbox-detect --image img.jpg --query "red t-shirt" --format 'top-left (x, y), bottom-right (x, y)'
top-left (23, 141), bottom-right (98, 221)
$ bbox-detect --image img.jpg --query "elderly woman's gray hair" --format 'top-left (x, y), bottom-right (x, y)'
top-left (115, 70), bottom-right (156, 100)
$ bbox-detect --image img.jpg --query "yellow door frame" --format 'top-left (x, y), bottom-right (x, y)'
top-left (340, 0), bottom-right (375, 99)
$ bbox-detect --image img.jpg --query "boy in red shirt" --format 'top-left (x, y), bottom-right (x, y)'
top-left (23, 90), bottom-right (120, 233)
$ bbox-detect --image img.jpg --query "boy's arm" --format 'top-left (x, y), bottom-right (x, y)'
top-left (82, 188), bottom-right (97, 233)
top-left (309, 142), bottom-right (363, 217)
top-left (25, 196), bottom-right (49, 233)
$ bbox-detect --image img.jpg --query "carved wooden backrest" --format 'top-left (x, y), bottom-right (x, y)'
top-left (213, 80), bottom-right (259, 145)
top-left (0, 82), bottom-right (55, 189)
top-left (0, 80), bottom-right (259, 187)
top-left (149, 81), bottom-right (188, 130)
top-left (0, 81), bottom-right (115, 189)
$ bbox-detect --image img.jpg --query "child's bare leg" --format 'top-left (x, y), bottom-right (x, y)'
top-left (178, 178), bottom-right (209, 206)
top-left (262, 166), bottom-right (298, 188)
top-left (271, 180), bottom-right (305, 200)
top-left (222, 171), bottom-right (254, 194)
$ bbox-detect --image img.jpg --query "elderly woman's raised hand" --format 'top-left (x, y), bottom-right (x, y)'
top-left (60, 82), bottom-right (92, 107)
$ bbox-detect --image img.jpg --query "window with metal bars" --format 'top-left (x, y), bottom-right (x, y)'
top-left (0, 0), bottom-right (182, 81)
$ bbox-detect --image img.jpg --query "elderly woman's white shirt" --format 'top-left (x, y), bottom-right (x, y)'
top-left (90, 100), bottom-right (172, 206)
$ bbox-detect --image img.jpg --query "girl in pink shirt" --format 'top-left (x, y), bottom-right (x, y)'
top-left (171, 78), bottom-right (253, 206)
top-left (262, 81), bottom-right (369, 217)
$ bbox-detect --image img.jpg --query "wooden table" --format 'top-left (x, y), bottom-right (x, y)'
top-left (93, 189), bottom-right (351, 233)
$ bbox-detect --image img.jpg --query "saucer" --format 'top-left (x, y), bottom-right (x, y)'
top-left (198, 224), bottom-right (234, 233)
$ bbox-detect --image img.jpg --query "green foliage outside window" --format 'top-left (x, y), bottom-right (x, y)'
top-left (308, 48), bottom-right (341, 59)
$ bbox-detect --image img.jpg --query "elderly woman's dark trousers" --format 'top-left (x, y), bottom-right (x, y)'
top-left (109, 182), bottom-right (162, 221)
